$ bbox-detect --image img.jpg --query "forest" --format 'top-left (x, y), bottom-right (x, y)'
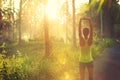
top-left (0, 0), bottom-right (120, 80)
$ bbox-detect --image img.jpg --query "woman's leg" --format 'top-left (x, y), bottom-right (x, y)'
top-left (79, 62), bottom-right (85, 80)
top-left (87, 62), bottom-right (94, 80)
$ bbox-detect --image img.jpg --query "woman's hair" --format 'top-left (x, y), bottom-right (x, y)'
top-left (83, 27), bottom-right (89, 39)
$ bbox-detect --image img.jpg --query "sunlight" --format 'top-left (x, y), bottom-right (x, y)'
top-left (45, 0), bottom-right (89, 19)
top-left (58, 53), bottom-right (66, 65)
top-left (13, 0), bottom-right (20, 9)
top-left (46, 0), bottom-right (59, 19)
top-left (76, 0), bottom-right (89, 6)
top-left (119, 1), bottom-right (120, 5)
top-left (22, 33), bottom-right (30, 42)
top-left (97, 0), bottom-right (104, 13)
top-left (59, 56), bottom-right (66, 65)
top-left (64, 71), bottom-right (74, 80)
top-left (65, 72), bottom-right (70, 80)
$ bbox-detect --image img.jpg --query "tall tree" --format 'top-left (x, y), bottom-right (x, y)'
top-left (19, 0), bottom-right (22, 43)
top-left (72, 0), bottom-right (76, 47)
top-left (43, 0), bottom-right (50, 57)
top-left (89, 0), bottom-right (120, 37)
top-left (65, 0), bottom-right (68, 43)
top-left (0, 0), bottom-right (2, 8)
top-left (101, 0), bottom-right (119, 37)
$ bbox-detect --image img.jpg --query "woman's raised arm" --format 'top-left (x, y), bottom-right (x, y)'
top-left (87, 17), bottom-right (93, 46)
top-left (79, 18), bottom-right (85, 47)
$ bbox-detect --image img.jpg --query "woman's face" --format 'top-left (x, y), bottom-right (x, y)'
top-left (83, 28), bottom-right (89, 39)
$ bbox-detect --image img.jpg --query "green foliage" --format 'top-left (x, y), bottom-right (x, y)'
top-left (0, 52), bottom-right (28, 80)
top-left (92, 37), bottom-right (116, 58)
top-left (0, 40), bottom-right (116, 80)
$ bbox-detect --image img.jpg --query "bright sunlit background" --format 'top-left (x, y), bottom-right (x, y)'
top-left (0, 0), bottom-right (89, 42)
top-left (3, 0), bottom-right (114, 43)
top-left (46, 0), bottom-right (59, 19)
top-left (46, 0), bottom-right (89, 19)
top-left (119, 1), bottom-right (120, 4)
top-left (0, 0), bottom-right (120, 80)
top-left (20, 0), bottom-right (89, 41)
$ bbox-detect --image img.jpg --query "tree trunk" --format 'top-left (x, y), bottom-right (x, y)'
top-left (65, 0), bottom-right (68, 43)
top-left (72, 0), bottom-right (76, 47)
top-left (44, 1), bottom-right (50, 57)
top-left (19, 0), bottom-right (22, 43)
top-left (0, 0), bottom-right (2, 7)
top-left (102, 9), bottom-right (113, 37)
top-left (102, 0), bottom-right (115, 37)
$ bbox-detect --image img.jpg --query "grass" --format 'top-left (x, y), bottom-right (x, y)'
top-left (0, 38), bottom-right (116, 80)
top-left (4, 41), bottom-right (81, 80)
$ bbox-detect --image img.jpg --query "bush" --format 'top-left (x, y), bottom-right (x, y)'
top-left (92, 37), bottom-right (116, 58)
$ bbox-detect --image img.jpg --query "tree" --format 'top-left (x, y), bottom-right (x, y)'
top-left (0, 0), bottom-right (17, 42)
top-left (18, 0), bottom-right (22, 43)
top-left (72, 0), bottom-right (76, 47)
top-left (65, 0), bottom-right (69, 43)
top-left (100, 0), bottom-right (120, 37)
top-left (43, 0), bottom-right (50, 57)
top-left (18, 0), bottom-right (30, 43)
top-left (89, 0), bottom-right (120, 37)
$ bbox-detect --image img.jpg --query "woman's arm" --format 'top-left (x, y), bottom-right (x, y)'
top-left (79, 18), bottom-right (85, 47)
top-left (88, 18), bottom-right (93, 46)
top-left (79, 17), bottom-right (93, 46)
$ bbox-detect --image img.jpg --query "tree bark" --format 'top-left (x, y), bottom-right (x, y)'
top-left (44, 1), bottom-right (50, 57)
top-left (19, 0), bottom-right (22, 43)
top-left (72, 0), bottom-right (76, 47)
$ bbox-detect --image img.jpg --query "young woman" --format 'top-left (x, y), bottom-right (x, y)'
top-left (79, 17), bottom-right (94, 80)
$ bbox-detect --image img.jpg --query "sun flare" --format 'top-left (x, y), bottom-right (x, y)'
top-left (46, 0), bottom-right (59, 19)
top-left (45, 0), bottom-right (89, 19)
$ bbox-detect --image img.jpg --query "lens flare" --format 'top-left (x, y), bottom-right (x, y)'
top-left (46, 0), bottom-right (59, 19)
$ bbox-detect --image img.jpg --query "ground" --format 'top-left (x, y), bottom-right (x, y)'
top-left (0, 40), bottom-right (119, 80)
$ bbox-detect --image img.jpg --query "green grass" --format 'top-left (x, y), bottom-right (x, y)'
top-left (2, 41), bottom-right (80, 80)
top-left (0, 38), bottom-right (116, 80)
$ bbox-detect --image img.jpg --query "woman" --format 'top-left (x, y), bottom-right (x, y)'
top-left (79, 17), bottom-right (94, 80)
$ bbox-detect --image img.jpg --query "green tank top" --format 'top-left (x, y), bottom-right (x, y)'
top-left (79, 40), bottom-right (93, 63)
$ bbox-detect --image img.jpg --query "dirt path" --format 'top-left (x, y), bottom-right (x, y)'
top-left (94, 44), bottom-right (120, 80)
